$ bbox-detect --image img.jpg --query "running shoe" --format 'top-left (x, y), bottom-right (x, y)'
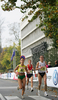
top-left (21, 95), bottom-right (25, 99)
top-left (31, 89), bottom-right (34, 92)
top-left (44, 91), bottom-right (48, 96)
top-left (38, 90), bottom-right (40, 96)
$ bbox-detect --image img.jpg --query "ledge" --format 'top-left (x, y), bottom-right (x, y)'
top-left (21, 35), bottom-right (45, 50)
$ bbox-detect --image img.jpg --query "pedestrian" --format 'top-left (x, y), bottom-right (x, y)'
top-left (48, 61), bottom-right (52, 68)
top-left (14, 55), bottom-right (27, 99)
top-left (36, 55), bottom-right (48, 96)
top-left (26, 59), bottom-right (35, 92)
top-left (54, 60), bottom-right (58, 67)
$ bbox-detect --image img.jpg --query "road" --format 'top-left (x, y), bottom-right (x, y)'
top-left (0, 79), bottom-right (58, 100)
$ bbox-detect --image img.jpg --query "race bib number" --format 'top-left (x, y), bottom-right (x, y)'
top-left (20, 69), bottom-right (24, 72)
top-left (19, 67), bottom-right (25, 73)
top-left (30, 70), bottom-right (33, 74)
top-left (40, 67), bottom-right (46, 71)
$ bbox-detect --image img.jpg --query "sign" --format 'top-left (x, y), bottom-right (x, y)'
top-left (47, 67), bottom-right (58, 88)
top-left (7, 73), bottom-right (11, 79)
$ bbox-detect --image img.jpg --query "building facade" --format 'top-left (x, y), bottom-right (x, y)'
top-left (20, 10), bottom-right (52, 67)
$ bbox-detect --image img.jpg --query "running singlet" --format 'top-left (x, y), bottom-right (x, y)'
top-left (27, 64), bottom-right (33, 74)
top-left (17, 64), bottom-right (25, 73)
top-left (38, 61), bottom-right (46, 73)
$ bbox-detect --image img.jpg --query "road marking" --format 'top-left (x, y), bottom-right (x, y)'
top-left (0, 94), bottom-right (5, 100)
top-left (0, 87), bottom-right (17, 89)
top-left (28, 96), bottom-right (51, 100)
top-left (0, 86), bottom-right (37, 89)
top-left (5, 96), bottom-right (21, 100)
top-left (1, 95), bottom-right (56, 100)
top-left (4, 95), bottom-right (51, 100)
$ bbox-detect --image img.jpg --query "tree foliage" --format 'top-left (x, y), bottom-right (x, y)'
top-left (0, 40), bottom-right (21, 73)
top-left (1, 0), bottom-right (58, 48)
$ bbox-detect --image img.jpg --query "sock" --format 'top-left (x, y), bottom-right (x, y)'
top-left (31, 87), bottom-right (33, 90)
top-left (45, 91), bottom-right (48, 96)
top-left (38, 90), bottom-right (40, 92)
top-left (45, 91), bottom-right (47, 93)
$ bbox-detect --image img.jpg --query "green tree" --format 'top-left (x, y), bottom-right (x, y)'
top-left (0, 46), bottom-right (13, 72)
top-left (0, 40), bottom-right (21, 73)
top-left (1, 0), bottom-right (58, 48)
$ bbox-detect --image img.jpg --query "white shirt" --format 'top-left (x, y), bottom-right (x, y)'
top-left (38, 61), bottom-right (46, 73)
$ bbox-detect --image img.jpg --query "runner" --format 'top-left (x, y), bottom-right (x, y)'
top-left (14, 55), bottom-right (27, 99)
top-left (26, 59), bottom-right (35, 92)
top-left (36, 55), bottom-right (48, 96)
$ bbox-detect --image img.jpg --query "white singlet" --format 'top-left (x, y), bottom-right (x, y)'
top-left (38, 61), bottom-right (46, 73)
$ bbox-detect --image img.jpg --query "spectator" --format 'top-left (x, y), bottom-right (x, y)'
top-left (46, 65), bottom-right (48, 68)
top-left (48, 61), bottom-right (52, 68)
top-left (54, 60), bottom-right (58, 67)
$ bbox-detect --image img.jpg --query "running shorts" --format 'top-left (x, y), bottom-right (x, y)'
top-left (39, 72), bottom-right (45, 78)
top-left (27, 74), bottom-right (33, 78)
top-left (18, 75), bottom-right (25, 80)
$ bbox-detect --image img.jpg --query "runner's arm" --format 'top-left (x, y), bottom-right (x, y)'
top-left (32, 66), bottom-right (35, 73)
top-left (25, 66), bottom-right (28, 73)
top-left (36, 62), bottom-right (40, 70)
top-left (14, 65), bottom-right (19, 74)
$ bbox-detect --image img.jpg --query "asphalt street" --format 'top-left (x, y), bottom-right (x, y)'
top-left (0, 79), bottom-right (58, 100)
